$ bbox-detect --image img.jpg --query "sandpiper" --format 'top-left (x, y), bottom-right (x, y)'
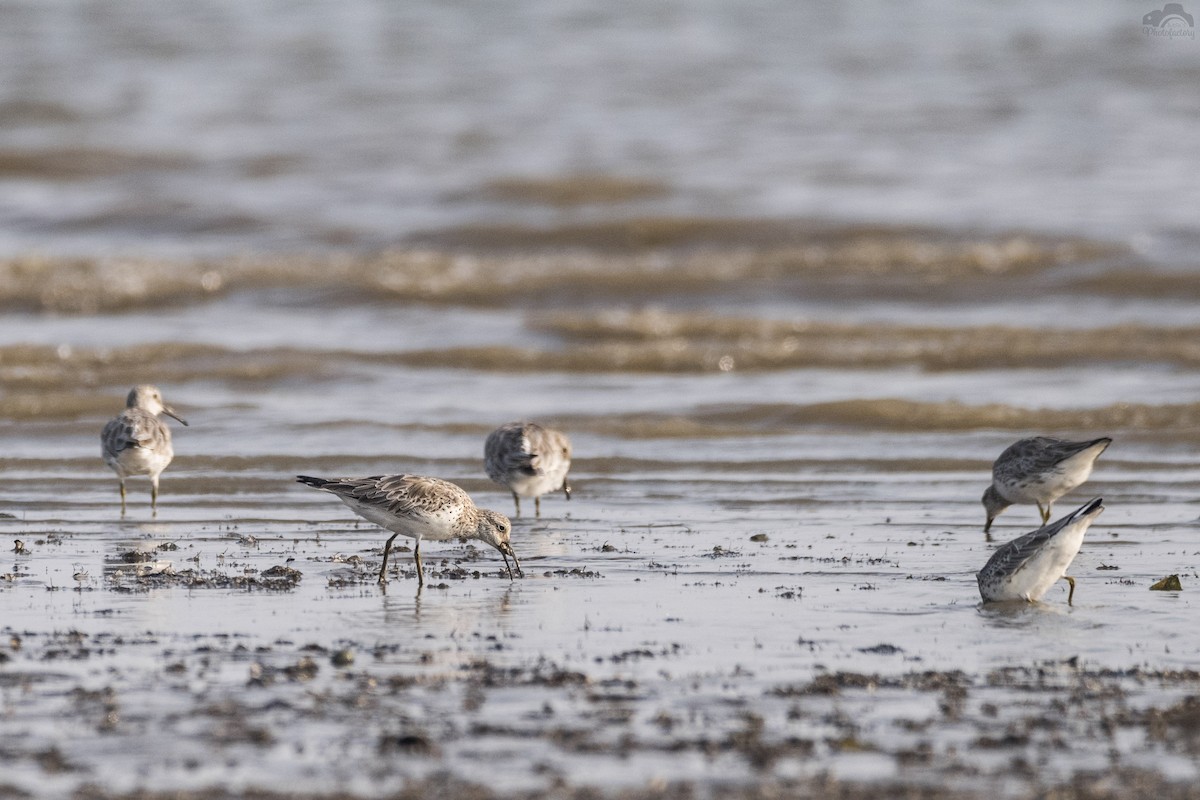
top-left (296, 473), bottom-right (521, 586)
top-left (982, 436), bottom-right (1111, 534)
top-left (977, 497), bottom-right (1104, 605)
top-left (484, 421), bottom-right (572, 517)
top-left (101, 385), bottom-right (188, 516)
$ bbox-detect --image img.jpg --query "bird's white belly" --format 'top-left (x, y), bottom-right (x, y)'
top-left (508, 471), bottom-right (563, 498)
top-left (342, 498), bottom-right (460, 542)
top-left (108, 446), bottom-right (173, 479)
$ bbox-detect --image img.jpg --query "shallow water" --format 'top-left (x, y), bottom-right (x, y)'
top-left (1, 1), bottom-right (1199, 255)
top-left (3, 2), bottom-right (1200, 798)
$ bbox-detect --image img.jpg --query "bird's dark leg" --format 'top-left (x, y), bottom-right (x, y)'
top-left (511, 492), bottom-right (521, 518)
top-left (119, 480), bottom-right (127, 516)
top-left (1064, 576), bottom-right (1076, 606)
top-left (534, 496), bottom-right (541, 518)
top-left (1038, 503), bottom-right (1050, 524)
top-left (379, 532), bottom-right (401, 584)
top-left (563, 476), bottom-right (572, 501)
top-left (151, 478), bottom-right (159, 517)
top-left (414, 540), bottom-right (424, 587)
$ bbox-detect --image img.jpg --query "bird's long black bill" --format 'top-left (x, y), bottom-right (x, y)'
top-left (499, 544), bottom-right (523, 580)
top-left (164, 406), bottom-right (189, 426)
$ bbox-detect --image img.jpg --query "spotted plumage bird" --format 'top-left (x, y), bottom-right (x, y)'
top-left (484, 421), bottom-right (572, 518)
top-left (101, 385), bottom-right (188, 516)
top-left (297, 473), bottom-right (521, 586)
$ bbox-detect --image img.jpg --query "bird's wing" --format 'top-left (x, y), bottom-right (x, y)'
top-left (979, 524), bottom-right (1063, 581)
top-left (486, 424), bottom-right (539, 477)
top-left (528, 426), bottom-right (571, 474)
top-left (319, 474), bottom-right (468, 517)
top-left (102, 410), bottom-right (168, 454)
top-left (978, 498), bottom-right (1100, 580)
top-left (995, 436), bottom-right (1108, 480)
top-left (1033, 437), bottom-right (1109, 471)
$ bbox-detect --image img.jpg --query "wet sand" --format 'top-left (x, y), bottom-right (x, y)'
top-left (3, 512), bottom-right (1200, 800)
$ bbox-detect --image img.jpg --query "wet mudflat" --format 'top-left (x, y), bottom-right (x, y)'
top-left (2, 424), bottom-right (1199, 800)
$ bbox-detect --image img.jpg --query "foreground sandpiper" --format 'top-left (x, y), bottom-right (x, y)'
top-left (101, 385), bottom-right (189, 516)
top-left (484, 421), bottom-right (573, 517)
top-left (982, 436), bottom-right (1112, 535)
top-left (977, 497), bottom-right (1104, 606)
top-left (297, 473), bottom-right (521, 586)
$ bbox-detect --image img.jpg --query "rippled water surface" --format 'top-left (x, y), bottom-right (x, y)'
top-left (2, 2), bottom-right (1200, 798)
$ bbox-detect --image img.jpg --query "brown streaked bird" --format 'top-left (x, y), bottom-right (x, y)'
top-left (484, 421), bottom-right (572, 517)
top-left (101, 385), bottom-right (188, 516)
top-left (297, 473), bottom-right (521, 587)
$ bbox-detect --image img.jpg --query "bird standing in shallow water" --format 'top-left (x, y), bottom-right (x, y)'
top-left (484, 421), bottom-right (572, 517)
top-left (101, 385), bottom-right (188, 516)
top-left (977, 497), bottom-right (1104, 606)
top-left (982, 436), bottom-right (1111, 536)
top-left (297, 473), bottom-right (521, 587)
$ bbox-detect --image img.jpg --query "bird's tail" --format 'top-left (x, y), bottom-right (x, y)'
top-left (1072, 496), bottom-right (1104, 519)
top-left (296, 475), bottom-right (332, 490)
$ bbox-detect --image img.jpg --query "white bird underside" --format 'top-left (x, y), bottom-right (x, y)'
top-left (504, 470), bottom-right (564, 499)
top-left (340, 495), bottom-right (463, 543)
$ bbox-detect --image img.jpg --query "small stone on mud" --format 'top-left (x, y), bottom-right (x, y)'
top-left (1150, 575), bottom-right (1182, 591)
